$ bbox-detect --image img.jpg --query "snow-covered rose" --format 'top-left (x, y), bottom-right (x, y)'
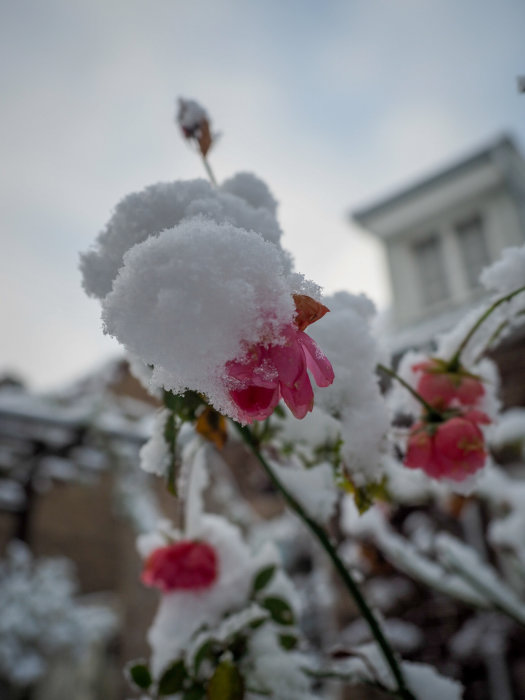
top-left (102, 218), bottom-right (304, 419)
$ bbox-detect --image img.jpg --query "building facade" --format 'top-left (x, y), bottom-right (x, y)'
top-left (353, 136), bottom-right (525, 353)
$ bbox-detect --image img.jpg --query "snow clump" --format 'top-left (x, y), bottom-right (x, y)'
top-left (176, 98), bottom-right (208, 134)
top-left (142, 442), bottom-right (306, 690)
top-left (308, 291), bottom-right (389, 485)
top-left (80, 177), bottom-right (285, 299)
top-left (102, 218), bottom-right (302, 420)
top-left (139, 409), bottom-right (171, 477)
top-left (221, 171), bottom-right (278, 215)
top-left (480, 243), bottom-right (525, 295)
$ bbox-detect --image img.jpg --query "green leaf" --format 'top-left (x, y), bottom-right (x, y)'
top-left (273, 404), bottom-right (286, 419)
top-left (207, 661), bottom-right (244, 700)
top-left (193, 640), bottom-right (213, 674)
top-left (339, 476), bottom-right (389, 514)
top-left (249, 617), bottom-right (266, 630)
top-left (163, 390), bottom-right (204, 421)
top-left (158, 659), bottom-right (187, 696)
top-left (312, 437), bottom-right (343, 469)
top-left (278, 633), bottom-right (298, 650)
top-left (126, 662), bottom-right (152, 689)
top-left (229, 635), bottom-right (248, 661)
top-left (163, 389), bottom-right (186, 413)
top-left (261, 596), bottom-right (295, 626)
top-left (184, 686), bottom-right (206, 700)
top-left (252, 565), bottom-right (276, 594)
top-left (163, 412), bottom-right (179, 496)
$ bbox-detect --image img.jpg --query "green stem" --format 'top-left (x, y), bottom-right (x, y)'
top-left (377, 364), bottom-right (440, 419)
top-left (473, 306), bottom-right (525, 363)
top-left (201, 153), bottom-right (217, 186)
top-left (233, 421), bottom-right (415, 700)
top-left (448, 285), bottom-right (525, 368)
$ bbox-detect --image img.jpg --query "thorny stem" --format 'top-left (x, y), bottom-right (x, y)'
top-left (201, 153), bottom-right (217, 186)
top-left (233, 421), bottom-right (415, 700)
top-left (473, 307), bottom-right (525, 364)
top-left (377, 363), bottom-right (441, 420)
top-left (448, 285), bottom-right (525, 369)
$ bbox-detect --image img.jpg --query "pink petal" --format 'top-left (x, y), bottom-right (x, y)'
top-left (269, 330), bottom-right (304, 387)
top-left (280, 364), bottom-right (314, 419)
top-left (417, 372), bottom-right (456, 408)
top-left (434, 418), bottom-right (487, 480)
top-left (230, 384), bottom-right (280, 423)
top-left (226, 347), bottom-right (277, 389)
top-left (227, 347), bottom-right (262, 379)
top-left (456, 377), bottom-right (485, 405)
top-left (404, 423), bottom-right (433, 470)
top-left (297, 332), bottom-right (334, 387)
top-left (463, 409), bottom-right (491, 426)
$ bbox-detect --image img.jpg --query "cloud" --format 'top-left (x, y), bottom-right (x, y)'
top-left (1, 0), bottom-right (524, 387)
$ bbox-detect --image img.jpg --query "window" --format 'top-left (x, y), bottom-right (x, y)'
top-left (412, 234), bottom-right (449, 307)
top-left (455, 215), bottom-right (489, 289)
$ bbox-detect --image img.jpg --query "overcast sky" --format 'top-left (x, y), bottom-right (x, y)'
top-left (1, 0), bottom-right (524, 390)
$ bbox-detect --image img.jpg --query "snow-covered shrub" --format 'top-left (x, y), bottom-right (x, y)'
top-left (0, 542), bottom-right (116, 689)
top-left (80, 97), bottom-right (525, 699)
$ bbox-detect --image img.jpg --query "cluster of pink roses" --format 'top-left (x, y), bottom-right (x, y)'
top-left (404, 359), bottom-right (490, 481)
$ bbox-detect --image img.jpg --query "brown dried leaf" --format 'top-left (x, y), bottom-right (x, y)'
top-left (195, 406), bottom-right (227, 449)
top-left (445, 494), bottom-right (469, 518)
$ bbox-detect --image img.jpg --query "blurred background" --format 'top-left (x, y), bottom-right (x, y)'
top-left (1, 1), bottom-right (524, 698)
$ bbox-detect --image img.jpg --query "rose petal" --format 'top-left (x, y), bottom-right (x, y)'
top-left (230, 385), bottom-right (280, 423)
top-left (297, 332), bottom-right (335, 387)
top-left (280, 365), bottom-right (314, 419)
top-left (404, 423), bottom-right (433, 470)
top-left (269, 330), bottom-right (304, 387)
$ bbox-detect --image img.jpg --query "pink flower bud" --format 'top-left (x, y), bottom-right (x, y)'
top-left (404, 410), bottom-right (489, 481)
top-left (141, 541), bottom-right (218, 592)
top-left (412, 358), bottom-right (485, 410)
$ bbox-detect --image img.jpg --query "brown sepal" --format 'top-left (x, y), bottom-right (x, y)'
top-left (198, 119), bottom-right (213, 157)
top-left (293, 294), bottom-right (329, 331)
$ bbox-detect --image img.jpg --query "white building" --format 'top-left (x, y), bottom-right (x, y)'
top-left (353, 135), bottom-right (525, 352)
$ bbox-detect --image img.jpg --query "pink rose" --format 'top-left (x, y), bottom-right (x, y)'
top-left (141, 541), bottom-right (218, 592)
top-left (225, 296), bottom-right (334, 423)
top-left (404, 410), bottom-right (490, 481)
top-left (412, 359), bottom-right (484, 410)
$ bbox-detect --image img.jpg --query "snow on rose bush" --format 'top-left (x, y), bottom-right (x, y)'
top-left (0, 542), bottom-right (116, 689)
top-left (80, 175), bottom-right (288, 300)
top-left (82, 97), bottom-right (525, 698)
top-left (101, 218), bottom-right (331, 421)
top-left (130, 443), bottom-right (318, 698)
top-left (308, 291), bottom-right (390, 486)
top-left (480, 244), bottom-right (525, 295)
